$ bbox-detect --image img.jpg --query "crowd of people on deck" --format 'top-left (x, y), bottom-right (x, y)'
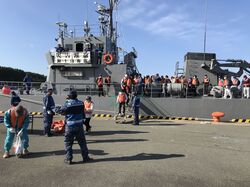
top-left (95, 73), bottom-right (250, 99)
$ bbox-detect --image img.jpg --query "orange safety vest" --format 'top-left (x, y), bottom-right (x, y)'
top-left (192, 78), bottom-right (198, 86)
top-left (97, 77), bottom-right (103, 87)
top-left (118, 93), bottom-right (126, 103)
top-left (84, 101), bottom-right (93, 115)
top-left (127, 78), bottom-right (132, 87)
top-left (144, 77), bottom-right (151, 84)
top-left (9, 109), bottom-right (27, 128)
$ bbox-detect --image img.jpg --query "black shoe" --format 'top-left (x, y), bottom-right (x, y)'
top-left (86, 126), bottom-right (92, 132)
top-left (132, 123), bottom-right (139, 126)
top-left (82, 157), bottom-right (93, 163)
top-left (64, 159), bottom-right (72, 165)
top-left (45, 133), bottom-right (53, 137)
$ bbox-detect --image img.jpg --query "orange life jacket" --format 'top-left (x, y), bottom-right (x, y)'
top-left (118, 93), bottom-right (126, 103)
top-left (84, 101), bottom-right (92, 110)
top-left (223, 79), bottom-right (229, 87)
top-left (126, 78), bottom-right (132, 87)
top-left (144, 77), bottom-right (151, 84)
top-left (97, 77), bottom-right (103, 87)
top-left (192, 78), bottom-right (198, 86)
top-left (9, 109), bottom-right (27, 128)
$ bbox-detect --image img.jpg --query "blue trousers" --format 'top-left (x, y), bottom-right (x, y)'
top-left (64, 125), bottom-right (89, 161)
top-left (4, 128), bottom-right (29, 152)
top-left (43, 113), bottom-right (53, 134)
top-left (133, 107), bottom-right (139, 125)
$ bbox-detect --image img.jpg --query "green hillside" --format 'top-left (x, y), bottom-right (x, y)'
top-left (0, 66), bottom-right (46, 82)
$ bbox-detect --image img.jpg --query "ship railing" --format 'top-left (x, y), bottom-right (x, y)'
top-left (0, 81), bottom-right (244, 98)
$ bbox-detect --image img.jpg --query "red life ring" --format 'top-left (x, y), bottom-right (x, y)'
top-left (103, 53), bottom-right (113, 65)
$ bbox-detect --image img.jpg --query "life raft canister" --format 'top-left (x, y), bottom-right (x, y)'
top-left (103, 53), bottom-right (113, 65)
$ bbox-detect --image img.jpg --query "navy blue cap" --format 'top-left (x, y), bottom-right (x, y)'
top-left (68, 90), bottom-right (77, 99)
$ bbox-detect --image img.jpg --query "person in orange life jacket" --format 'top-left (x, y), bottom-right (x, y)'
top-left (116, 90), bottom-right (128, 116)
top-left (3, 105), bottom-right (30, 158)
top-left (242, 75), bottom-right (250, 98)
top-left (11, 91), bottom-right (21, 107)
top-left (121, 74), bottom-right (128, 91)
top-left (84, 96), bottom-right (94, 132)
top-left (191, 75), bottom-right (199, 96)
top-left (202, 75), bottom-right (210, 95)
top-left (223, 75), bottom-right (232, 99)
top-left (104, 75), bottom-right (111, 96)
top-left (96, 74), bottom-right (104, 97)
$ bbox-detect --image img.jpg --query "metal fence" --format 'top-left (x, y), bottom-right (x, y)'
top-left (0, 81), bottom-right (245, 98)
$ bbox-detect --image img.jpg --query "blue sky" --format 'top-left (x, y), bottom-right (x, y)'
top-left (0, 0), bottom-right (249, 77)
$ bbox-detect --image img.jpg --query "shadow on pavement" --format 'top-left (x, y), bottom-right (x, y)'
top-left (72, 153), bottom-right (185, 164)
top-left (87, 138), bottom-right (148, 144)
top-left (29, 129), bottom-right (64, 136)
top-left (139, 123), bottom-right (186, 126)
top-left (22, 149), bottom-right (108, 159)
top-left (88, 130), bottom-right (149, 136)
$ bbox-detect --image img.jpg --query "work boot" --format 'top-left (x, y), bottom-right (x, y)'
top-left (64, 159), bottom-right (72, 165)
top-left (82, 156), bottom-right (93, 163)
top-left (3, 152), bottom-right (10, 159)
top-left (23, 149), bottom-right (29, 155)
top-left (86, 126), bottom-right (92, 132)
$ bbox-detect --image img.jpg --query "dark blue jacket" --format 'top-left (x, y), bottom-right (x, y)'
top-left (43, 94), bottom-right (55, 112)
top-left (60, 99), bottom-right (85, 127)
top-left (132, 95), bottom-right (140, 109)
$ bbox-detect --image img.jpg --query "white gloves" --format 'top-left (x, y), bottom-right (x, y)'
top-left (9, 127), bottom-right (16, 133)
top-left (17, 130), bottom-right (23, 137)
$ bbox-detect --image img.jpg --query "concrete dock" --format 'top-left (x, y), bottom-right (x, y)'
top-left (0, 118), bottom-right (250, 187)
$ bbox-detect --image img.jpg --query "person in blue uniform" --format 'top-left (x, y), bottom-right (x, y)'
top-left (57, 90), bottom-right (92, 164)
top-left (132, 92), bottom-right (140, 125)
top-left (43, 88), bottom-right (55, 137)
top-left (23, 74), bottom-right (32, 95)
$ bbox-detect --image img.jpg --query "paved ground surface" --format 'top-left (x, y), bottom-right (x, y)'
top-left (0, 118), bottom-right (250, 187)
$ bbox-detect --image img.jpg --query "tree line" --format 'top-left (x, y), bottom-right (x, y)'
top-left (0, 66), bottom-right (46, 82)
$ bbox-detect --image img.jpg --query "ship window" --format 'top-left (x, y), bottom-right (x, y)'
top-left (65, 44), bottom-right (73, 51)
top-left (76, 43), bottom-right (83, 52)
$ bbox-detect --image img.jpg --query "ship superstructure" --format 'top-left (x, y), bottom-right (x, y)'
top-left (45, 0), bottom-right (137, 93)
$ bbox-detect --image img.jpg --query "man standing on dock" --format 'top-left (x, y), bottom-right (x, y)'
top-left (43, 88), bottom-right (55, 137)
top-left (57, 90), bottom-right (92, 164)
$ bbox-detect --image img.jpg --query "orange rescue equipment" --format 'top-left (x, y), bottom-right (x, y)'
top-left (103, 53), bottom-right (113, 65)
top-left (51, 120), bottom-right (65, 133)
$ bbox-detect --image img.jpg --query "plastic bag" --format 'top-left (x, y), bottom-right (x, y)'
top-left (13, 135), bottom-right (24, 156)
